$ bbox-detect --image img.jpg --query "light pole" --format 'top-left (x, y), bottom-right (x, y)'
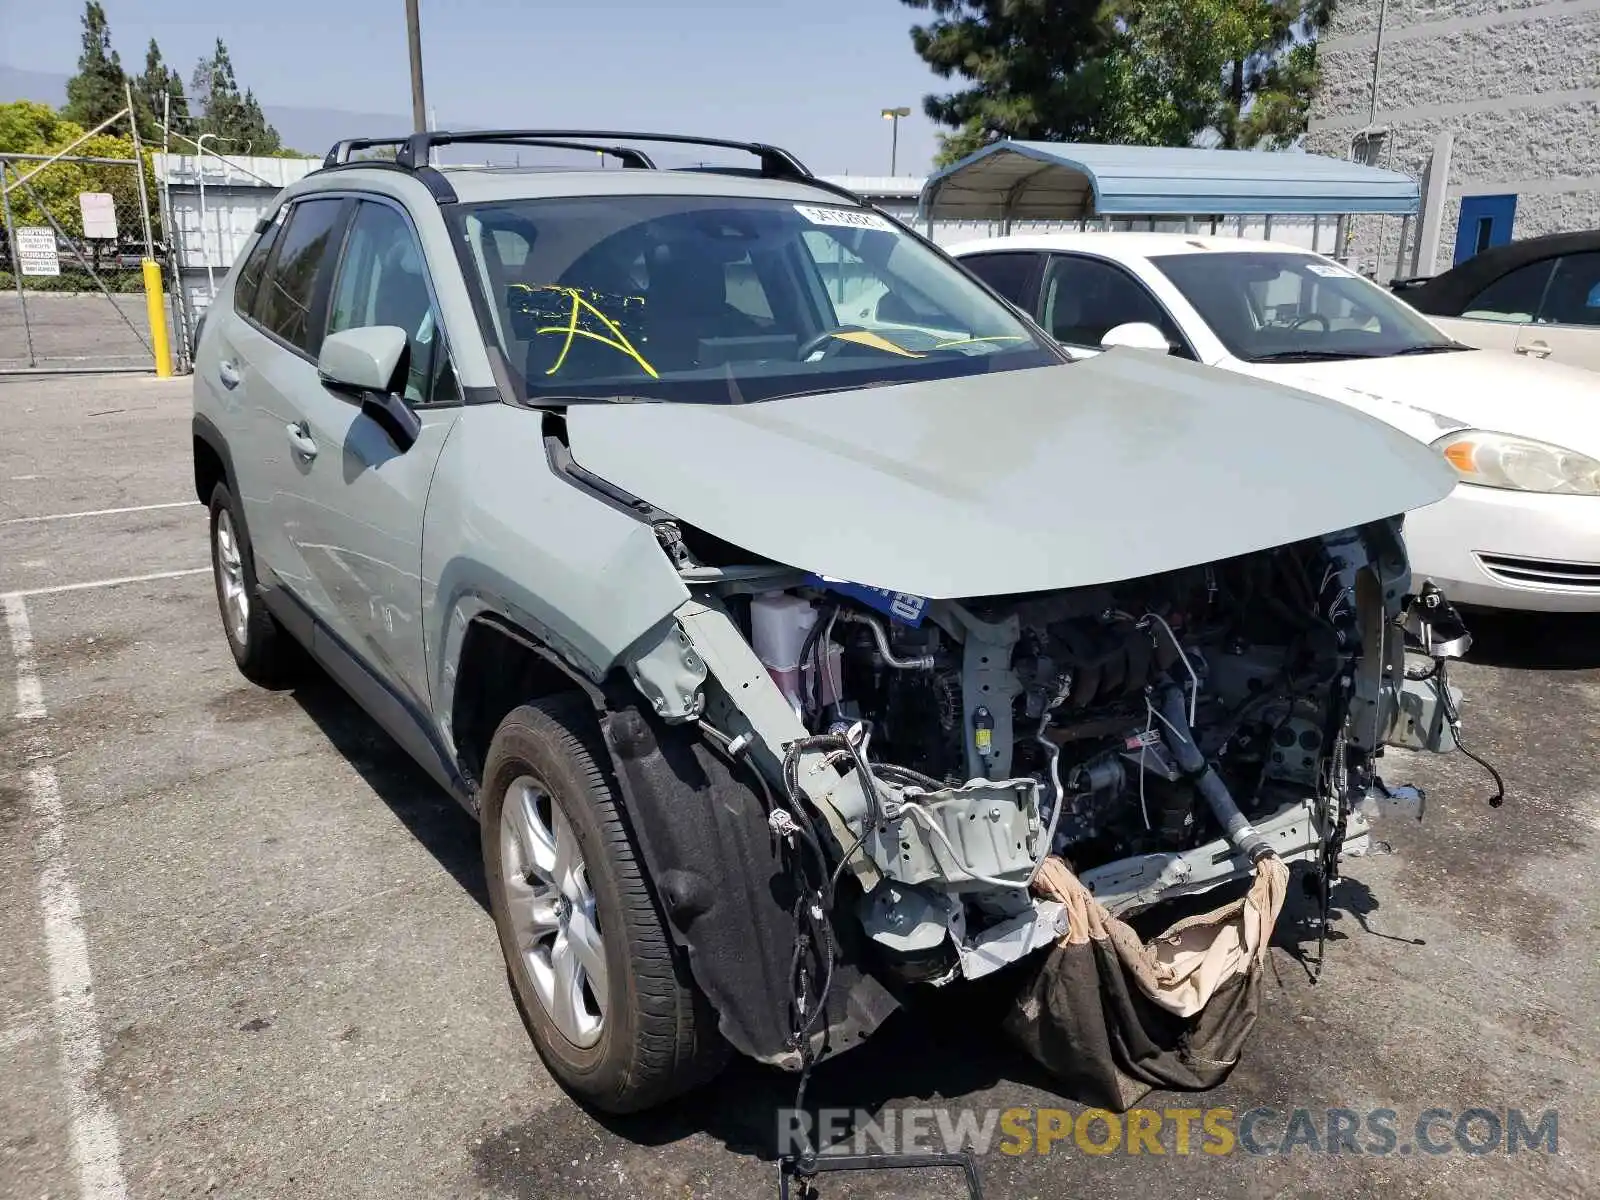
top-left (881, 106), bottom-right (910, 176)
top-left (406, 0), bottom-right (427, 135)
top-left (196, 133), bottom-right (218, 297)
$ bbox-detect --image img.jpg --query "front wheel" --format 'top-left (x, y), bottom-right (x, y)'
top-left (481, 698), bottom-right (726, 1112)
top-left (208, 483), bottom-right (296, 686)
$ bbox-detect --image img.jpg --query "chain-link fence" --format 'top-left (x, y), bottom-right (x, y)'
top-left (0, 97), bottom-right (173, 375)
top-left (0, 151), bottom-right (164, 373)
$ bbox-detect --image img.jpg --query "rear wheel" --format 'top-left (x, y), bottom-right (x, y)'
top-left (481, 698), bottom-right (726, 1112)
top-left (208, 483), bottom-right (295, 686)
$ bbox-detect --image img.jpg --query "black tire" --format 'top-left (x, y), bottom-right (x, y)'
top-left (207, 482), bottom-right (296, 686)
top-left (481, 697), bottom-right (727, 1113)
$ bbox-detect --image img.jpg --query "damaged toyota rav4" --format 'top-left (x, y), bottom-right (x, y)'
top-left (192, 131), bottom-right (1463, 1115)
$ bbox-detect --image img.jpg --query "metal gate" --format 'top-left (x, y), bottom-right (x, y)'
top-left (0, 106), bottom-right (169, 374)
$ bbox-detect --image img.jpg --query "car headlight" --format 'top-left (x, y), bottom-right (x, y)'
top-left (1431, 430), bottom-right (1600, 496)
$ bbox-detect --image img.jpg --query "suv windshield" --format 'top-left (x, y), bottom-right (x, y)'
top-left (1150, 251), bottom-right (1462, 363)
top-left (454, 194), bottom-right (1057, 403)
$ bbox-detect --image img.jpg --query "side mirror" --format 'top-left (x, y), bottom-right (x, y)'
top-left (1099, 322), bottom-right (1172, 353)
top-left (360, 390), bottom-right (422, 453)
top-left (319, 326), bottom-right (408, 393)
top-left (318, 326), bottom-right (421, 452)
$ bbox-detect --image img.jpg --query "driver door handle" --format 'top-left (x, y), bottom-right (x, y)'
top-left (1516, 341), bottom-right (1552, 358)
top-left (217, 360), bottom-right (241, 389)
top-left (286, 420), bottom-right (318, 460)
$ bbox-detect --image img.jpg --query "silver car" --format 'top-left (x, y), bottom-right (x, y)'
top-left (192, 129), bottom-right (1459, 1113)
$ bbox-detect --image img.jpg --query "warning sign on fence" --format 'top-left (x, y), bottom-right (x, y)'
top-left (17, 226), bottom-right (60, 277)
top-left (79, 191), bottom-right (118, 240)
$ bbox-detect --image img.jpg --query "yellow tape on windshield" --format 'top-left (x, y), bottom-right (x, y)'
top-left (830, 329), bottom-right (924, 358)
top-left (524, 284), bottom-right (658, 379)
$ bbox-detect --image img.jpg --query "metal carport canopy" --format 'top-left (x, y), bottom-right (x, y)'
top-left (917, 141), bottom-right (1421, 221)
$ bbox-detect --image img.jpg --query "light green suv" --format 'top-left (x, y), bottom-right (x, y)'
top-left (192, 129), bottom-right (1459, 1115)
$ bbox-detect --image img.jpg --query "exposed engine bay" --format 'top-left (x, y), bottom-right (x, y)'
top-left (624, 518), bottom-right (1461, 998)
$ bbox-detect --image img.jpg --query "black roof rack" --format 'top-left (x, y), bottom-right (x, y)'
top-left (381, 129), bottom-right (813, 180)
top-left (315, 130), bottom-right (851, 208)
top-left (323, 136), bottom-right (408, 167)
top-left (323, 134), bottom-right (658, 170)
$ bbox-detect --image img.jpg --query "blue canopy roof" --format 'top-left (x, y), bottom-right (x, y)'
top-left (918, 141), bottom-right (1420, 221)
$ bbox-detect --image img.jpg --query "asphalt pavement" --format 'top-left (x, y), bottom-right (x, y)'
top-left (1, 373), bottom-right (1596, 1199)
top-left (0, 294), bottom-right (156, 372)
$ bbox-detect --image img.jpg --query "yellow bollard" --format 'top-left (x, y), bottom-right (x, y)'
top-left (141, 257), bottom-right (173, 378)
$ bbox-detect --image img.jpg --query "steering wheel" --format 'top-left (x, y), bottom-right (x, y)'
top-left (797, 325), bottom-right (869, 360)
top-left (1292, 314), bottom-right (1330, 332)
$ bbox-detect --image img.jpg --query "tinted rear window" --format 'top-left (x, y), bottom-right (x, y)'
top-left (960, 252), bottom-right (1039, 307)
top-left (253, 197), bottom-right (346, 355)
top-left (1538, 253), bottom-right (1600, 327)
top-left (233, 212), bottom-right (282, 317)
top-left (1462, 259), bottom-right (1554, 322)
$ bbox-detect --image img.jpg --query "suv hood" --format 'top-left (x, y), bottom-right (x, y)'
top-left (564, 352), bottom-right (1455, 598)
top-left (1238, 348), bottom-right (1600, 456)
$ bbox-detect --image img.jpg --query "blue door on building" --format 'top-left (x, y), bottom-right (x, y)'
top-left (1453, 194), bottom-right (1518, 265)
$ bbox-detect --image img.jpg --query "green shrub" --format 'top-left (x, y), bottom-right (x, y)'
top-left (0, 268), bottom-right (147, 294)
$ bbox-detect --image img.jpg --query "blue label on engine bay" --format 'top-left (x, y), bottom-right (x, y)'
top-left (804, 575), bottom-right (929, 627)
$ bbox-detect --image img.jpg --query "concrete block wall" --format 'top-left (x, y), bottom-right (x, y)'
top-left (1316, 7), bottom-right (1600, 115)
top-left (1305, 0), bottom-right (1600, 278)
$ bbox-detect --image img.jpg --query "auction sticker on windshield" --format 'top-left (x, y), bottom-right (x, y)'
top-left (794, 204), bottom-right (895, 232)
top-left (1307, 263), bottom-right (1354, 278)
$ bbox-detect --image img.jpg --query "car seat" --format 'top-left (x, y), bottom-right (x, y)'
top-left (642, 241), bottom-right (761, 371)
top-left (374, 241), bottom-right (434, 398)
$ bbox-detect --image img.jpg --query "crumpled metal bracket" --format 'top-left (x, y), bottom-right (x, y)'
top-left (777, 1150), bottom-right (984, 1199)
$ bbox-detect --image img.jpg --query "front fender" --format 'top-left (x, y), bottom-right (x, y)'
top-left (421, 404), bottom-right (691, 750)
top-left (192, 413), bottom-right (239, 503)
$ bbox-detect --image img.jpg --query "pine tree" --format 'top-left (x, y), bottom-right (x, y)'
top-left (191, 39), bottom-right (283, 154)
top-left (900, 0), bottom-right (1337, 162)
top-left (134, 38), bottom-right (189, 143)
top-left (61, 1), bottom-right (127, 132)
top-left (902, 1), bottom-right (1122, 163)
top-left (238, 90), bottom-right (283, 155)
top-left (191, 39), bottom-right (237, 139)
top-left (1233, 3), bottom-right (1337, 150)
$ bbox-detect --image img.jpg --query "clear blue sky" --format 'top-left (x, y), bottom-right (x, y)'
top-left (1, 0), bottom-right (946, 174)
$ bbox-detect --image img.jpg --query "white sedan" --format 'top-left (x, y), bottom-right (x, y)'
top-left (951, 233), bottom-right (1600, 612)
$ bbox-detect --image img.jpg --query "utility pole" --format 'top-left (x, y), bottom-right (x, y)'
top-left (406, 0), bottom-right (428, 135)
top-left (881, 107), bottom-right (910, 176)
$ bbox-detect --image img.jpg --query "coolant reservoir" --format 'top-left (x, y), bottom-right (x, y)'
top-left (750, 593), bottom-right (839, 720)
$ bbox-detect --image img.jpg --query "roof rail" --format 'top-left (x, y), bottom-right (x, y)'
top-left (388, 130), bottom-right (813, 180)
top-left (323, 134), bottom-right (658, 170)
top-left (322, 136), bottom-right (411, 168)
top-left (488, 138), bottom-right (657, 169)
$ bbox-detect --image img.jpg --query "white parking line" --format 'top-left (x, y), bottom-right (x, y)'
top-left (3, 597), bottom-right (130, 1200)
top-left (3, 593), bottom-right (46, 720)
top-left (0, 1020), bottom-right (41, 1052)
top-left (5, 567), bottom-right (210, 600)
top-left (1, 501), bottom-right (194, 526)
